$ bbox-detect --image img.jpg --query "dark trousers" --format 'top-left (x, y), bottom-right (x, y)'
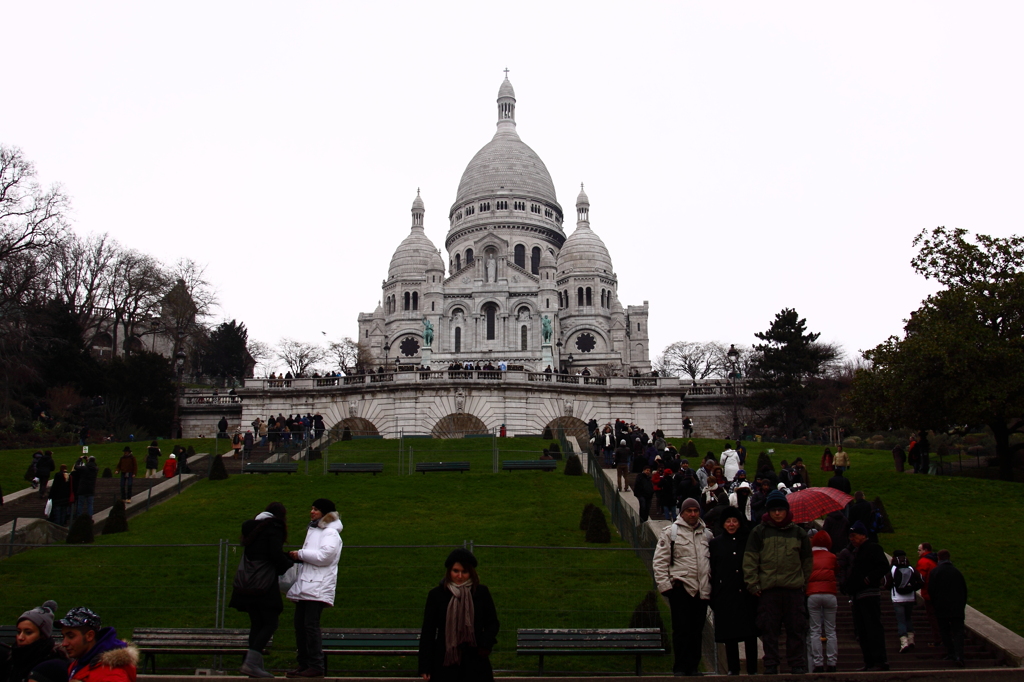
top-left (925, 599), bottom-right (943, 645)
top-left (638, 497), bottom-right (650, 522)
top-left (248, 607), bottom-right (279, 651)
top-left (668, 584), bottom-right (708, 674)
top-left (120, 474), bottom-right (134, 500)
top-left (293, 600), bottom-right (327, 670)
top-left (756, 588), bottom-right (807, 670)
top-left (724, 638), bottom-right (758, 675)
top-left (852, 595), bottom-right (888, 667)
top-left (937, 613), bottom-right (966, 662)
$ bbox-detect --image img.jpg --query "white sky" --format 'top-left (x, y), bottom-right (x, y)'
top-left (4, 2), bottom-right (1023, 368)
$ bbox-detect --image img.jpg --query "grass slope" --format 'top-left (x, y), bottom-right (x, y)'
top-left (679, 437), bottom-right (1024, 636)
top-left (0, 438), bottom-right (665, 675)
top-left (0, 439), bottom-right (220, 499)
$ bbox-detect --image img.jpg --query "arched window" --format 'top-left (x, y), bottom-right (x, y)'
top-left (521, 325), bottom-right (528, 351)
top-left (484, 303), bottom-right (497, 340)
top-left (585, 287), bottom-right (592, 306)
top-left (514, 244), bottom-right (526, 268)
top-left (564, 290), bottom-right (569, 308)
top-left (412, 292), bottom-right (419, 311)
top-left (454, 327), bottom-right (461, 353)
top-left (455, 254), bottom-right (461, 271)
top-left (404, 292), bottom-right (411, 311)
top-left (431, 302), bottom-right (435, 311)
top-left (466, 248), bottom-right (474, 264)
top-left (531, 247), bottom-right (541, 275)
top-left (577, 288), bottom-right (584, 306)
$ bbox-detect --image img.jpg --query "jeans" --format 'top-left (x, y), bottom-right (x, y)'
top-left (638, 497), bottom-right (650, 523)
top-left (50, 502), bottom-right (71, 527)
top-left (667, 585), bottom-right (708, 674)
top-left (807, 593), bottom-right (837, 667)
top-left (75, 495), bottom-right (95, 517)
top-left (663, 506), bottom-right (677, 522)
top-left (120, 474), bottom-right (134, 500)
top-left (293, 600), bottom-right (327, 670)
top-left (894, 601), bottom-right (915, 636)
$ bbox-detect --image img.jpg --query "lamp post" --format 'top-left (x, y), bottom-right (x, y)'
top-left (727, 343), bottom-right (740, 441)
top-left (383, 341), bottom-right (391, 370)
top-left (555, 340), bottom-right (563, 371)
top-left (171, 348), bottom-right (186, 439)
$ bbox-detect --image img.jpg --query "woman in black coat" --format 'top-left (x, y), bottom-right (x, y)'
top-left (418, 549), bottom-right (499, 682)
top-left (228, 503), bottom-right (294, 678)
top-left (0, 600), bottom-right (66, 682)
top-left (709, 506), bottom-right (759, 675)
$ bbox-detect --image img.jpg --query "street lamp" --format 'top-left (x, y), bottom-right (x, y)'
top-left (555, 340), bottom-right (563, 371)
top-left (726, 344), bottom-right (740, 441)
top-left (171, 348), bottom-right (186, 439)
top-left (383, 342), bottom-right (391, 369)
top-left (567, 353), bottom-right (575, 374)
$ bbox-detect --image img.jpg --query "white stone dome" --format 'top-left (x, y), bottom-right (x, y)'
top-left (389, 193), bottom-right (445, 278)
top-left (557, 224), bottom-right (614, 275)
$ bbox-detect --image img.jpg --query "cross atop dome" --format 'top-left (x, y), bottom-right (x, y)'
top-left (497, 72), bottom-right (516, 124)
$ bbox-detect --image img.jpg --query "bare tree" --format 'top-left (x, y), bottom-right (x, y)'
top-left (159, 259), bottom-right (217, 363)
top-left (327, 337), bottom-right (373, 374)
top-left (46, 232), bottom-right (116, 340)
top-left (247, 339), bottom-right (273, 376)
top-left (276, 338), bottom-right (326, 376)
top-left (104, 246), bottom-right (167, 354)
top-left (657, 341), bottom-right (728, 381)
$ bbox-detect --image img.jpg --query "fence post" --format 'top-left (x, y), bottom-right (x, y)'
top-left (222, 539), bottom-right (230, 629)
top-left (7, 518), bottom-right (17, 557)
top-left (214, 539), bottom-right (223, 627)
top-left (146, 485), bottom-right (152, 512)
top-left (409, 448), bottom-right (414, 475)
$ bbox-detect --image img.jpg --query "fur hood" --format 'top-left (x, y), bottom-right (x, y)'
top-left (317, 511), bottom-right (342, 531)
top-left (98, 644), bottom-right (139, 668)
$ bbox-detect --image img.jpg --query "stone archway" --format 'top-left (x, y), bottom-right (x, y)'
top-left (543, 416), bottom-right (589, 451)
top-left (431, 413), bottom-right (489, 439)
top-left (330, 417), bottom-right (380, 438)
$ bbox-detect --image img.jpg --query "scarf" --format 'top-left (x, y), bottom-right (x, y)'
top-left (443, 581), bottom-right (476, 666)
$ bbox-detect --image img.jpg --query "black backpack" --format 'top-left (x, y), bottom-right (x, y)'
top-left (893, 565), bottom-right (924, 595)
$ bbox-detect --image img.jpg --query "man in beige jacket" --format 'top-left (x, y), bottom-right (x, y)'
top-left (653, 497), bottom-right (713, 676)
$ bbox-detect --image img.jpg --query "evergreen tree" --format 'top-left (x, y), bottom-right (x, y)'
top-left (103, 500), bottom-right (129, 534)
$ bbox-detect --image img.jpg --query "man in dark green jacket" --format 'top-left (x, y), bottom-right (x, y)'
top-left (743, 490), bottom-right (813, 675)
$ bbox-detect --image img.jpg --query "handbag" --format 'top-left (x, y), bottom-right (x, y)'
top-left (233, 554), bottom-right (277, 594)
top-left (278, 564), bottom-right (299, 594)
top-left (44, 499), bottom-right (53, 517)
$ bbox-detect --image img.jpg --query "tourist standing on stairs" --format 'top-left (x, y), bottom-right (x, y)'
top-left (710, 507), bottom-right (759, 676)
top-left (806, 530), bottom-right (839, 673)
top-left (145, 441), bottom-right (161, 478)
top-left (928, 549), bottom-right (968, 668)
top-left (842, 521), bottom-right (890, 671)
top-left (114, 447), bottom-right (137, 503)
top-left (890, 550), bottom-right (922, 653)
top-left (614, 440), bottom-right (631, 492)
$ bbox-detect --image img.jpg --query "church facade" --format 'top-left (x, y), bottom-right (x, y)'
top-left (358, 77), bottom-right (652, 375)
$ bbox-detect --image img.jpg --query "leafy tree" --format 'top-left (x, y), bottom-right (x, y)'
top-left (851, 227), bottom-right (1024, 480)
top-left (747, 308), bottom-right (840, 438)
top-left (205, 320), bottom-right (252, 378)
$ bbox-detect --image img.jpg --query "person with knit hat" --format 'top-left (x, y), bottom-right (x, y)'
top-left (743, 489), bottom-right (813, 675)
top-left (418, 549), bottom-right (500, 681)
top-left (285, 499), bottom-right (343, 678)
top-left (710, 506), bottom-right (758, 675)
top-left (806, 530), bottom-right (839, 672)
top-left (0, 601), bottom-right (66, 682)
top-left (653, 497), bottom-right (713, 676)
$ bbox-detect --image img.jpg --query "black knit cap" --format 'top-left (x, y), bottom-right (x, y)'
top-left (445, 548), bottom-right (478, 570)
top-left (311, 498), bottom-right (336, 514)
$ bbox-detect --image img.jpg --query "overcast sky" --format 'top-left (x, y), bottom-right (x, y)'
top-left (5, 2), bottom-right (1022, 370)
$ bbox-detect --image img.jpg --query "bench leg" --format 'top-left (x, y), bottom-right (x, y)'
top-left (146, 653), bottom-right (156, 675)
top-left (538, 654), bottom-right (544, 675)
top-left (636, 654), bottom-right (642, 676)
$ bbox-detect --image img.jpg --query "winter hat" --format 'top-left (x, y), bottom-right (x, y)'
top-left (55, 606), bottom-right (101, 631)
top-left (720, 506), bottom-right (744, 525)
top-left (311, 498), bottom-right (336, 515)
top-left (736, 469), bottom-right (746, 476)
top-left (680, 498), bottom-right (700, 512)
top-left (766, 490), bottom-right (790, 510)
top-left (811, 530), bottom-right (832, 550)
top-left (169, 454), bottom-right (176, 459)
top-left (445, 548), bottom-right (478, 570)
top-left (620, 440), bottom-right (627, 446)
top-left (849, 521), bottom-right (869, 536)
top-left (736, 482), bottom-right (751, 490)
top-left (18, 600), bottom-right (57, 639)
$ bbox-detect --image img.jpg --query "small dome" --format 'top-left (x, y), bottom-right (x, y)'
top-left (389, 228), bottom-right (444, 279)
top-left (374, 300), bottom-right (384, 316)
top-left (498, 76), bottom-right (515, 100)
top-left (412, 188), bottom-right (424, 211)
top-left (557, 224), bottom-right (614, 275)
top-left (576, 183), bottom-right (590, 207)
top-left (540, 249), bottom-right (556, 268)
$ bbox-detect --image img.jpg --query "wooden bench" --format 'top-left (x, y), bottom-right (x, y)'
top-left (516, 628), bottom-right (665, 676)
top-left (132, 628), bottom-right (269, 673)
top-left (414, 462), bottom-right (470, 473)
top-left (502, 460), bottom-right (557, 471)
top-left (328, 463), bottom-right (385, 475)
top-left (243, 463), bottom-right (298, 474)
top-left (321, 628), bottom-right (420, 674)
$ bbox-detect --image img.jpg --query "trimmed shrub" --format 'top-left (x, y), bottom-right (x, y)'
top-left (580, 503), bottom-right (597, 530)
top-left (790, 437), bottom-right (809, 445)
top-left (187, 445), bottom-right (196, 457)
top-left (208, 455), bottom-right (229, 480)
top-left (542, 426), bottom-right (553, 440)
top-left (103, 500), bottom-right (129, 535)
top-left (564, 454), bottom-right (583, 476)
top-left (548, 441), bottom-right (562, 460)
top-left (342, 426), bottom-right (352, 441)
top-left (585, 506), bottom-right (611, 543)
top-left (628, 590), bottom-right (670, 654)
top-left (101, 468), bottom-right (113, 478)
top-left (685, 440), bottom-right (699, 461)
top-left (757, 451), bottom-right (774, 473)
top-left (308, 447), bottom-right (322, 461)
top-left (66, 514), bottom-right (94, 544)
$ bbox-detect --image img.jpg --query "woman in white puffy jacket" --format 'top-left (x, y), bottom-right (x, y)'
top-left (286, 498), bottom-right (343, 677)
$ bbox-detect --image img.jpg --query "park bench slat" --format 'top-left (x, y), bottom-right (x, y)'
top-left (320, 628), bottom-right (420, 673)
top-left (244, 463), bottom-right (298, 474)
top-left (414, 462), bottom-right (470, 473)
top-left (131, 627), bottom-right (268, 673)
top-left (516, 628), bottom-right (665, 677)
top-left (502, 460), bottom-right (557, 471)
top-left (328, 463), bottom-right (384, 475)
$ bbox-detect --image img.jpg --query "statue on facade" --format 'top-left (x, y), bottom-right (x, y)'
top-left (455, 388), bottom-right (465, 414)
top-left (485, 255), bottom-right (496, 282)
top-left (541, 315), bottom-right (553, 343)
top-left (422, 317), bottom-right (434, 347)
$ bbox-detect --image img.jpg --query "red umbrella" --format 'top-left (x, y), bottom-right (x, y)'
top-left (785, 487), bottom-right (853, 523)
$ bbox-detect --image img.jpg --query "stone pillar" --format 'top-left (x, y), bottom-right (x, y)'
top-left (421, 346), bottom-right (432, 368)
top-left (542, 343), bottom-right (553, 372)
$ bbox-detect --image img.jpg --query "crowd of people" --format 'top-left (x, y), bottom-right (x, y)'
top-left (608, 436), bottom-right (973, 676)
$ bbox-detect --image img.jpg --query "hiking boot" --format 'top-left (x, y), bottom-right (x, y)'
top-left (900, 635), bottom-right (910, 653)
top-left (240, 651), bottom-right (274, 678)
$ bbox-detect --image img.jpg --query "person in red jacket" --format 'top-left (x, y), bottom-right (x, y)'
top-left (917, 542), bottom-right (942, 647)
top-left (162, 454), bottom-right (177, 478)
top-left (57, 607), bottom-right (137, 682)
top-left (806, 530), bottom-right (839, 673)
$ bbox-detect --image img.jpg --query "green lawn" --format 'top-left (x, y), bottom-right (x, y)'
top-left (677, 437), bottom-right (1024, 636)
top-left (0, 438), bottom-right (224, 499)
top-left (0, 437), bottom-right (667, 675)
